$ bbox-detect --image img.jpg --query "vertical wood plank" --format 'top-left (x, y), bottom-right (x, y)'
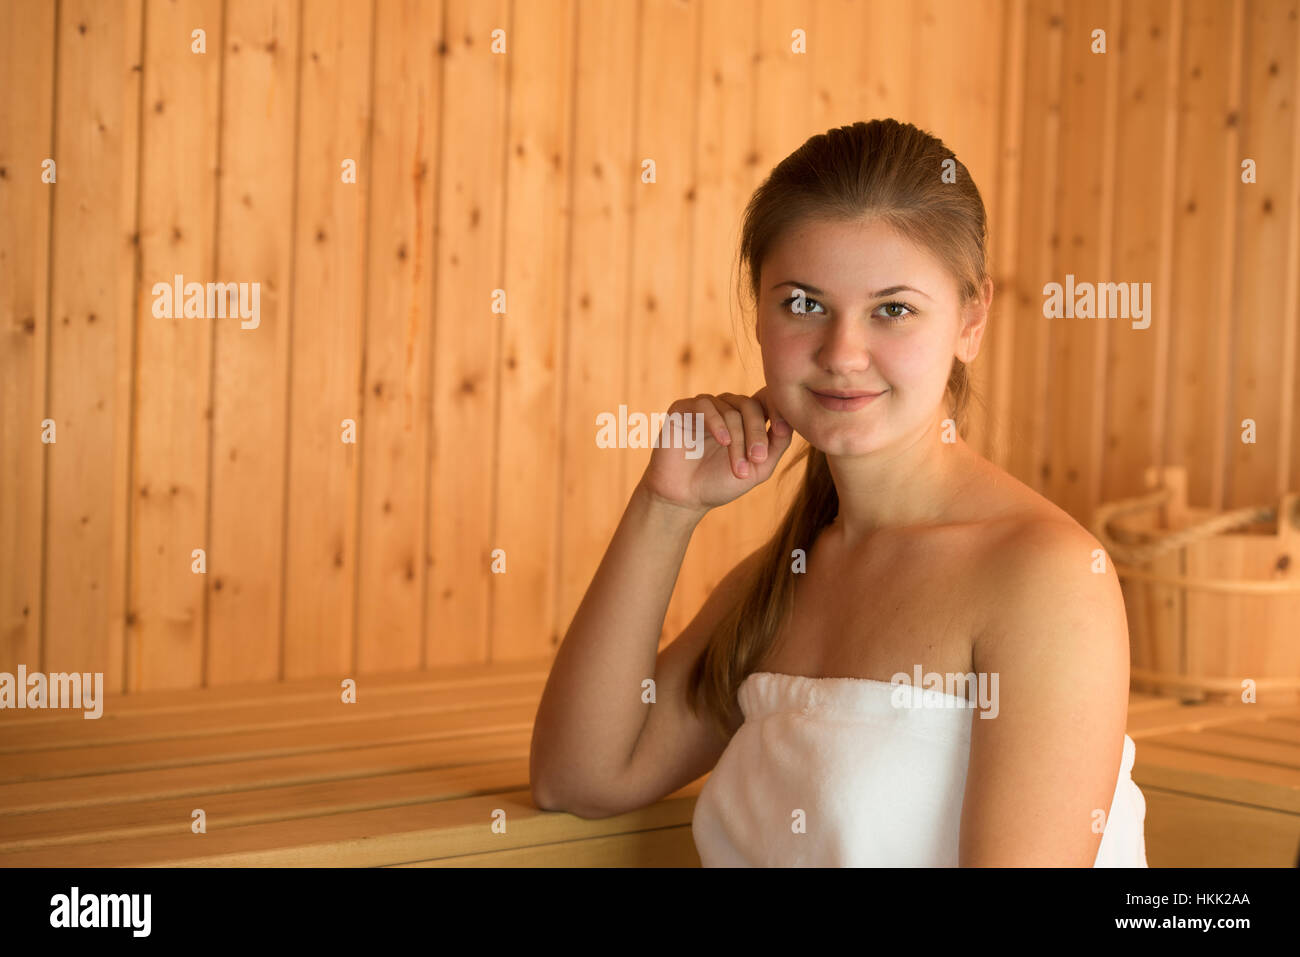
top-left (1041, 0), bottom-right (1115, 522)
top-left (1006, 0), bottom-right (1063, 493)
top-left (427, 0), bottom-right (509, 665)
top-left (861, 0), bottom-right (917, 123)
top-left (208, 0), bottom-right (301, 684)
top-left (987, 0), bottom-right (1027, 469)
top-left (132, 0), bottom-right (222, 690)
top-left (913, 0), bottom-right (971, 145)
top-left (0, 0), bottom-right (56, 675)
top-left (1099, 0), bottom-right (1178, 507)
top-left (1167, 0), bottom-right (1243, 511)
top-left (807, 0), bottom-right (872, 133)
top-left (1225, 0), bottom-right (1296, 507)
top-left (282, 0), bottom-right (374, 677)
top-left (355, 0), bottom-right (441, 671)
top-left (554, 0), bottom-right (639, 652)
top-left (1285, 0), bottom-right (1300, 497)
top-left (492, 0), bottom-right (571, 662)
top-left (42, 0), bottom-right (144, 693)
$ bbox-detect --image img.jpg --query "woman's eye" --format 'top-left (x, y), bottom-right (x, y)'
top-left (781, 294), bottom-right (824, 315)
top-left (879, 301), bottom-right (915, 322)
top-left (778, 296), bottom-right (915, 321)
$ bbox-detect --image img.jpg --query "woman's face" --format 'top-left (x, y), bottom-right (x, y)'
top-left (756, 217), bottom-right (984, 455)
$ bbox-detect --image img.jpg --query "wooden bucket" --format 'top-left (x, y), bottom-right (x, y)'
top-left (1091, 466), bottom-right (1300, 705)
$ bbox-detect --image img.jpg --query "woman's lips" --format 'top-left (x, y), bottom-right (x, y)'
top-left (808, 387), bottom-right (885, 411)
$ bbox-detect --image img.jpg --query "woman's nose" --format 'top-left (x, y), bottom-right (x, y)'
top-left (816, 316), bottom-right (873, 372)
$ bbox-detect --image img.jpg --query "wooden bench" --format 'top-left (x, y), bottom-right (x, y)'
top-left (2, 660), bottom-right (1297, 867)
top-left (1126, 691), bottom-right (1300, 866)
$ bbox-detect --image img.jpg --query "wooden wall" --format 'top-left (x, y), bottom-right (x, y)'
top-left (2, 0), bottom-right (1297, 693)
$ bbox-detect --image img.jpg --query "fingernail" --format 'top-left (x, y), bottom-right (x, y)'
top-left (750, 443), bottom-right (767, 462)
top-left (737, 460), bottom-right (749, 477)
top-left (719, 429), bottom-right (731, 444)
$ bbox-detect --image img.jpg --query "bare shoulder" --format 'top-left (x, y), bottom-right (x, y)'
top-left (961, 463), bottom-right (1126, 652)
top-left (958, 452), bottom-right (1106, 560)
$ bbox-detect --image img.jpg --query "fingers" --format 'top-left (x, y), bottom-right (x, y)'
top-left (713, 398), bottom-right (749, 477)
top-left (686, 394), bottom-right (733, 448)
top-left (716, 391), bottom-right (781, 479)
top-left (679, 391), bottom-right (792, 482)
top-left (722, 393), bottom-right (768, 466)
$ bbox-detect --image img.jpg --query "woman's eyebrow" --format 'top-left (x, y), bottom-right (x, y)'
top-left (769, 280), bottom-right (931, 301)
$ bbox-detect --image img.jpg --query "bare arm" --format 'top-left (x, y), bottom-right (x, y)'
top-left (958, 522), bottom-right (1131, 865)
top-left (529, 480), bottom-right (706, 814)
top-left (530, 388), bottom-right (792, 816)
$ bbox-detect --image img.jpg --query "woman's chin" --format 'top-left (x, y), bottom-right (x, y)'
top-left (808, 430), bottom-right (886, 456)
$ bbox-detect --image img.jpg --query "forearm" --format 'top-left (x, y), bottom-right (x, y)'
top-left (530, 480), bottom-right (704, 808)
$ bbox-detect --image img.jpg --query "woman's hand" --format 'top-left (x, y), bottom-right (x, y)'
top-left (637, 386), bottom-right (794, 517)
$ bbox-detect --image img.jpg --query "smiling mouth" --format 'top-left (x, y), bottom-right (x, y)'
top-left (807, 387), bottom-right (887, 411)
top-left (809, 388), bottom-right (885, 399)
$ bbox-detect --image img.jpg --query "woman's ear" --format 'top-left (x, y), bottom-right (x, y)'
top-left (957, 277), bottom-right (993, 362)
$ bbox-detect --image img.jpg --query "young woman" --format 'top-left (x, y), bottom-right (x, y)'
top-left (531, 119), bottom-right (1148, 867)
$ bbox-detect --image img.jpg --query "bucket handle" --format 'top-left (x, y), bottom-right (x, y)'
top-left (1090, 476), bottom-right (1300, 593)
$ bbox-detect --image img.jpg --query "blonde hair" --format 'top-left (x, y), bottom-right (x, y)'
top-left (687, 119), bottom-right (990, 740)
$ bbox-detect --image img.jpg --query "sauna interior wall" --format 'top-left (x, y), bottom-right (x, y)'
top-left (2, 0), bottom-right (1297, 693)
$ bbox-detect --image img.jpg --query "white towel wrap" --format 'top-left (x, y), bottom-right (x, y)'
top-left (691, 671), bottom-right (1149, 867)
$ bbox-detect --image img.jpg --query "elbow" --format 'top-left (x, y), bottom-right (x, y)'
top-left (530, 740), bottom-right (633, 818)
top-left (529, 754), bottom-right (561, 810)
top-left (529, 769), bottom-right (583, 814)
top-left (529, 732), bottom-right (563, 810)
top-left (530, 774), bottom-right (627, 819)
top-left (530, 775), bottom-right (564, 812)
